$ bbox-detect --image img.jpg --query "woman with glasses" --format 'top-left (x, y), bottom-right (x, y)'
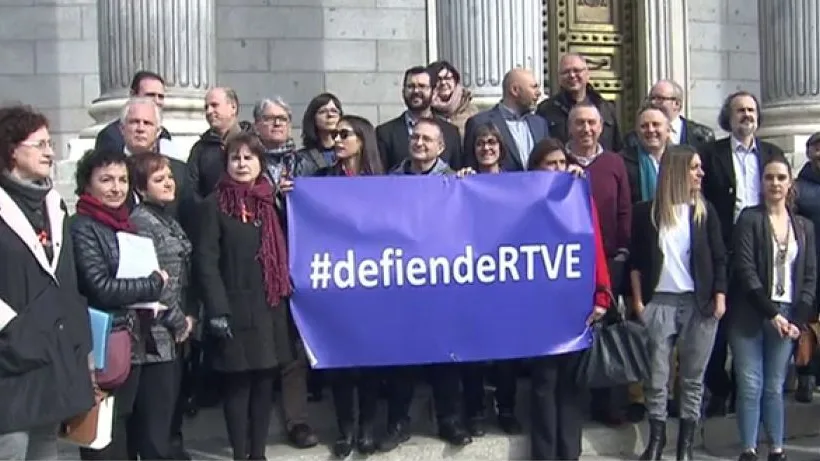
top-left (0, 105), bottom-right (95, 460)
top-left (729, 155), bottom-right (815, 461)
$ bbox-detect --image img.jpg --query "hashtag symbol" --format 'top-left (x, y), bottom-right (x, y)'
top-left (309, 252), bottom-right (332, 289)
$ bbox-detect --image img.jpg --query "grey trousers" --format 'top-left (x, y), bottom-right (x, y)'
top-left (643, 293), bottom-right (718, 421)
top-left (0, 425), bottom-right (59, 461)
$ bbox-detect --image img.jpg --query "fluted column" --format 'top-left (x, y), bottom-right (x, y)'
top-left (434, 0), bottom-right (544, 106)
top-left (637, 0), bottom-right (690, 113)
top-left (69, 0), bottom-right (215, 160)
top-left (757, 0), bottom-right (820, 168)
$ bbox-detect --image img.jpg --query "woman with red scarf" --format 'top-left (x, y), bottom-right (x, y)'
top-left (69, 149), bottom-right (169, 460)
top-left (195, 131), bottom-right (295, 461)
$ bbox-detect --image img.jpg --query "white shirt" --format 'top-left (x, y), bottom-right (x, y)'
top-left (670, 116), bottom-right (684, 145)
top-left (731, 136), bottom-right (761, 223)
top-left (656, 204), bottom-right (695, 293)
top-left (771, 222), bottom-right (798, 304)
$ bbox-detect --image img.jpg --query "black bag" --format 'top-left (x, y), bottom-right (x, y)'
top-left (575, 314), bottom-right (651, 389)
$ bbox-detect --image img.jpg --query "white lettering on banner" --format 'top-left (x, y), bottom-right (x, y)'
top-left (309, 244), bottom-right (583, 290)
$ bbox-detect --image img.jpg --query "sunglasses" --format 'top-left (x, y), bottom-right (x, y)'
top-left (331, 129), bottom-right (356, 140)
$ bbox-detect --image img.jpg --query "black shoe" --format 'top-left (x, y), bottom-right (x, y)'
top-left (357, 425), bottom-right (376, 455)
top-left (738, 450), bottom-right (758, 461)
top-left (497, 412), bottom-right (523, 435)
top-left (639, 419), bottom-right (666, 461)
top-left (438, 422), bottom-right (472, 446)
top-left (308, 390), bottom-right (323, 402)
top-left (287, 423), bottom-right (319, 449)
top-left (767, 451), bottom-right (787, 461)
top-left (796, 375), bottom-right (815, 403)
top-left (466, 416), bottom-right (486, 437)
top-left (626, 403), bottom-right (647, 423)
top-left (332, 431), bottom-right (354, 459)
top-left (676, 418), bottom-right (696, 461)
top-left (378, 421), bottom-right (411, 452)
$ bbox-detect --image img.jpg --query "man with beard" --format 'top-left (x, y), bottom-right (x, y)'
top-left (376, 66), bottom-right (463, 170)
top-left (701, 91), bottom-right (784, 417)
top-left (462, 67), bottom-right (549, 171)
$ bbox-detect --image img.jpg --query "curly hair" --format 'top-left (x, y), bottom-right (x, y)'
top-left (0, 104), bottom-right (49, 172)
top-left (74, 149), bottom-right (129, 195)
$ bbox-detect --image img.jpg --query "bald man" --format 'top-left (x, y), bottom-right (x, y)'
top-left (624, 79), bottom-right (714, 151)
top-left (462, 67), bottom-right (550, 171)
top-left (537, 53), bottom-right (622, 152)
top-left (187, 87), bottom-right (252, 201)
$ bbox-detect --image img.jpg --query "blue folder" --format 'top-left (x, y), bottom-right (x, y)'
top-left (88, 308), bottom-right (112, 370)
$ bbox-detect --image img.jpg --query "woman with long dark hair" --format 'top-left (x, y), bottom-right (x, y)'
top-left (629, 145), bottom-right (726, 461)
top-left (729, 155), bottom-right (815, 461)
top-left (280, 114), bottom-right (384, 458)
top-left (195, 132), bottom-right (296, 460)
top-left (296, 92), bottom-right (344, 176)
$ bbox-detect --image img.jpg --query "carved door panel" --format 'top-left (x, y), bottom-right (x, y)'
top-left (544, 0), bottom-right (640, 133)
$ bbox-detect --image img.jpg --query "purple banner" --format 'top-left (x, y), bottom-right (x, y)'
top-left (286, 172), bottom-right (595, 368)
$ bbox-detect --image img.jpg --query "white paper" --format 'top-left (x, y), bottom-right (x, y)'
top-left (115, 232), bottom-right (164, 310)
top-left (0, 298), bottom-right (17, 332)
top-left (87, 395), bottom-right (114, 450)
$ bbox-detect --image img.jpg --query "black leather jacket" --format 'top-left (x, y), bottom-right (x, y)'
top-left (70, 214), bottom-right (164, 363)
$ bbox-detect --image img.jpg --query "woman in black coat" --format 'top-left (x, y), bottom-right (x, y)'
top-left (195, 131), bottom-right (295, 461)
top-left (0, 105), bottom-right (95, 460)
top-left (729, 155), bottom-right (816, 461)
top-left (70, 149), bottom-right (169, 460)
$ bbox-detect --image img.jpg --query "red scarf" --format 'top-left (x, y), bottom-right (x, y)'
top-left (75, 194), bottom-right (135, 232)
top-left (217, 175), bottom-right (292, 306)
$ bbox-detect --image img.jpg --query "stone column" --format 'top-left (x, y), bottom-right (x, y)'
top-left (637, 0), bottom-right (690, 114)
top-left (68, 0), bottom-right (215, 161)
top-left (433, 0), bottom-right (544, 107)
top-left (757, 0), bottom-right (820, 169)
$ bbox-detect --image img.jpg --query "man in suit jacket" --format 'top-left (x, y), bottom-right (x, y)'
top-left (701, 90), bottom-right (785, 418)
top-left (624, 80), bottom-right (715, 151)
top-left (377, 66), bottom-right (463, 170)
top-left (462, 68), bottom-right (550, 171)
top-left (95, 70), bottom-right (175, 156)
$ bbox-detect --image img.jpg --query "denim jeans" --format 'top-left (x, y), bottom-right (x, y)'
top-left (730, 303), bottom-right (794, 450)
top-left (0, 425), bottom-right (58, 461)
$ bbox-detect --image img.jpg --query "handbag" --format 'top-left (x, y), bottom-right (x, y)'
top-left (95, 328), bottom-right (131, 389)
top-left (795, 322), bottom-right (820, 366)
top-left (575, 313), bottom-right (651, 389)
top-left (60, 390), bottom-right (114, 450)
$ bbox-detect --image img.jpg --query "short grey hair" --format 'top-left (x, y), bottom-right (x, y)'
top-left (652, 79), bottom-right (684, 102)
top-left (119, 96), bottom-right (161, 126)
top-left (252, 97), bottom-right (292, 122)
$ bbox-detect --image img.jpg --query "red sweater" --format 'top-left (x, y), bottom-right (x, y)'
top-left (582, 152), bottom-right (632, 257)
top-left (590, 197), bottom-right (613, 308)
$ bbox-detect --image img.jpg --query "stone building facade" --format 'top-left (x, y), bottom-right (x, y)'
top-left (0, 0), bottom-right (816, 201)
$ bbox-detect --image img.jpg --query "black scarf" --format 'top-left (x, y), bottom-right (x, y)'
top-left (0, 172), bottom-right (54, 261)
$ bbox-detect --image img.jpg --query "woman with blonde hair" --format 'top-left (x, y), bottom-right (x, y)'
top-left (629, 144), bottom-right (727, 461)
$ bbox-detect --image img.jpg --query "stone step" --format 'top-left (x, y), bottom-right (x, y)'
top-left (57, 389), bottom-right (820, 460)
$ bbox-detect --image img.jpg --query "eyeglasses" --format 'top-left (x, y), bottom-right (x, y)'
top-left (260, 115), bottom-right (289, 125)
top-left (19, 139), bottom-right (54, 151)
top-left (331, 129), bottom-right (355, 140)
top-left (476, 138), bottom-right (499, 148)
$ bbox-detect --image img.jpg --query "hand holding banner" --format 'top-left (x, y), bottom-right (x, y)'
top-left (287, 172), bottom-right (596, 368)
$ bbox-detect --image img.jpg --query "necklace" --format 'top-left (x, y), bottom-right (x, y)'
top-left (768, 215), bottom-right (791, 296)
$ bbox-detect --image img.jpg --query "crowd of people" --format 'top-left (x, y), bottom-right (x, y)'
top-left (0, 51), bottom-right (818, 461)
